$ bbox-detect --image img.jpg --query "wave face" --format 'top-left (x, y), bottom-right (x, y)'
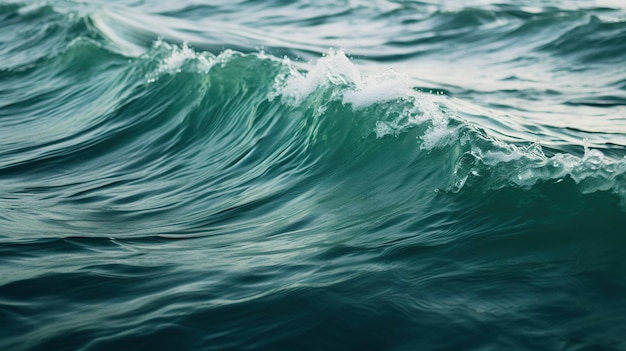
top-left (1, 1), bottom-right (626, 350)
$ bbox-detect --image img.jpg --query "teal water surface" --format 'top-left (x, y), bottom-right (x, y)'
top-left (1, 0), bottom-right (626, 350)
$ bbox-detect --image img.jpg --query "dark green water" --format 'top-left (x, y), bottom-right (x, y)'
top-left (1, 0), bottom-right (626, 350)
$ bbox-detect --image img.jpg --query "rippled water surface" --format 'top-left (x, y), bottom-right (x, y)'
top-left (1, 0), bottom-right (626, 350)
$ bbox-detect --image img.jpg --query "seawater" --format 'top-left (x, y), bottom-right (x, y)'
top-left (1, 0), bottom-right (626, 350)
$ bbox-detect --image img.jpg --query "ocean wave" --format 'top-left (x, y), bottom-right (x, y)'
top-left (3, 2), bottom-right (626, 349)
top-left (3, 37), bottom-right (626, 236)
top-left (540, 15), bottom-right (626, 63)
top-left (264, 48), bottom-right (626, 199)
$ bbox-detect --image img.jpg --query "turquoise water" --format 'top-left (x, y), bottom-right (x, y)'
top-left (1, 0), bottom-right (626, 350)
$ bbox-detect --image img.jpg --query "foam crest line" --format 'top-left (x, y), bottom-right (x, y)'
top-left (274, 49), bottom-right (413, 108)
top-left (262, 47), bottom-right (626, 200)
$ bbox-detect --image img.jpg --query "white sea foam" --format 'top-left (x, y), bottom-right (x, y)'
top-left (276, 49), bottom-right (414, 109)
top-left (146, 41), bottom-right (216, 83)
top-left (342, 69), bottom-right (410, 109)
top-left (276, 50), bottom-right (359, 105)
top-left (420, 124), bottom-right (459, 150)
top-left (460, 137), bottom-right (626, 198)
top-left (273, 49), bottom-right (462, 150)
top-left (548, 148), bottom-right (626, 192)
top-left (281, 51), bottom-right (460, 154)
